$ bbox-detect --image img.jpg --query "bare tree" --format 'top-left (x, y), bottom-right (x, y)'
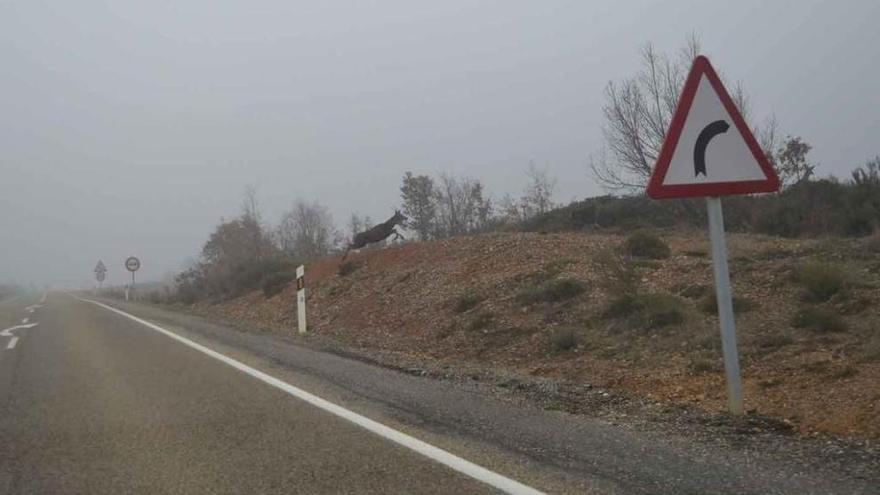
top-left (776, 136), bottom-right (816, 187)
top-left (277, 200), bottom-right (337, 260)
top-left (590, 35), bottom-right (774, 193)
top-left (241, 184), bottom-right (261, 224)
top-left (521, 161), bottom-right (556, 218)
top-left (851, 156), bottom-right (880, 187)
top-left (400, 172), bottom-right (437, 241)
top-left (198, 216), bottom-right (275, 295)
top-left (498, 193), bottom-right (524, 224)
top-left (433, 173), bottom-right (492, 238)
top-left (240, 185), bottom-right (270, 260)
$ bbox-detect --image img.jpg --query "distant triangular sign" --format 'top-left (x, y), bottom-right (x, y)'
top-left (646, 56), bottom-right (779, 199)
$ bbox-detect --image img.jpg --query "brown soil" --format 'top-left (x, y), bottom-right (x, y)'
top-left (192, 231), bottom-right (880, 437)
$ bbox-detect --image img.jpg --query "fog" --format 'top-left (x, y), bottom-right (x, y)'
top-left (1, 0), bottom-right (878, 287)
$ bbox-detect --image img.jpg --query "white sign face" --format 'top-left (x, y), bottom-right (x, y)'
top-left (662, 76), bottom-right (766, 185)
top-left (125, 256), bottom-right (141, 272)
top-left (646, 56), bottom-right (778, 199)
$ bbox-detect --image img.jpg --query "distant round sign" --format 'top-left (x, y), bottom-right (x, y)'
top-left (125, 256), bottom-right (141, 272)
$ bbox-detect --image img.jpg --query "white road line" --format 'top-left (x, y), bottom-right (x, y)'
top-left (79, 298), bottom-right (544, 495)
top-left (1, 323), bottom-right (39, 352)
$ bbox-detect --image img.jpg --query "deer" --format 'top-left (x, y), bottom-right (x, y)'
top-left (342, 210), bottom-right (407, 261)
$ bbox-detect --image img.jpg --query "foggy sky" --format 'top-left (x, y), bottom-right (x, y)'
top-left (2, 1), bottom-right (878, 287)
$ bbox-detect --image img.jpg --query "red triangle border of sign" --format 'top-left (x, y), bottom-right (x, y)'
top-left (646, 55), bottom-right (780, 199)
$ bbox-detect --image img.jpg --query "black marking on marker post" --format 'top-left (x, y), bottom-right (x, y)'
top-left (296, 276), bottom-right (305, 291)
top-left (693, 120), bottom-right (729, 177)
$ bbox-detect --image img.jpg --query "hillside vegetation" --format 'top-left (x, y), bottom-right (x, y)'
top-left (178, 230), bottom-right (880, 438)
top-left (523, 164), bottom-right (880, 237)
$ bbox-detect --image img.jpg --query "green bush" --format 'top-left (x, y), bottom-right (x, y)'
top-left (831, 366), bottom-right (858, 380)
top-left (682, 249), bottom-right (708, 258)
top-left (642, 293), bottom-right (686, 327)
top-left (518, 278), bottom-right (586, 305)
top-left (338, 261), bottom-right (359, 277)
top-left (687, 358), bottom-right (720, 374)
top-left (755, 333), bottom-right (795, 350)
top-left (604, 294), bottom-right (640, 319)
top-left (229, 259), bottom-right (298, 297)
top-left (594, 249), bottom-right (639, 298)
top-left (604, 292), bottom-right (685, 328)
top-left (624, 231), bottom-right (671, 259)
top-left (549, 328), bottom-right (579, 352)
top-left (454, 291), bottom-right (482, 313)
top-left (261, 271), bottom-right (296, 298)
top-left (678, 284), bottom-right (709, 299)
top-left (468, 312), bottom-right (494, 331)
top-left (794, 263), bottom-right (851, 302)
top-left (519, 259), bottom-right (574, 286)
top-left (791, 306), bottom-right (847, 333)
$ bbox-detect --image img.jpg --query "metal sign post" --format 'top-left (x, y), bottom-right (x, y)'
top-left (125, 256), bottom-right (141, 302)
top-left (646, 56), bottom-right (780, 415)
top-left (94, 260), bottom-right (107, 292)
top-left (296, 265), bottom-right (306, 334)
top-left (706, 197), bottom-right (743, 415)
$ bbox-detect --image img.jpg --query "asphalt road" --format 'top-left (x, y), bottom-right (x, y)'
top-left (0, 293), bottom-right (875, 494)
top-left (0, 294), bottom-right (504, 494)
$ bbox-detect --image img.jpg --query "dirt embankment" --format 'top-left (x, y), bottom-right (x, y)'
top-left (191, 231), bottom-right (880, 437)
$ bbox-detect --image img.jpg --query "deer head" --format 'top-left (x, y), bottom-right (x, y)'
top-left (392, 210), bottom-right (407, 225)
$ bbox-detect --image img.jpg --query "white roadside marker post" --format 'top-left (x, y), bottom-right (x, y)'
top-left (646, 56), bottom-right (780, 416)
top-left (296, 265), bottom-right (306, 334)
top-left (706, 197), bottom-right (743, 415)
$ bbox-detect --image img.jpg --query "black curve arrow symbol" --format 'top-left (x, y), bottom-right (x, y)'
top-left (693, 119), bottom-right (729, 177)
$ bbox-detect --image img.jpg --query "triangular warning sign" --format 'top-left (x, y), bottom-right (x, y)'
top-left (646, 56), bottom-right (779, 199)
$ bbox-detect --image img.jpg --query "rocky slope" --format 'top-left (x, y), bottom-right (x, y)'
top-left (189, 231), bottom-right (880, 437)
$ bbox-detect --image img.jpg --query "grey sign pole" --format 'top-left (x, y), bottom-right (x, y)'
top-left (706, 197), bottom-right (743, 415)
top-left (125, 257), bottom-right (141, 302)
